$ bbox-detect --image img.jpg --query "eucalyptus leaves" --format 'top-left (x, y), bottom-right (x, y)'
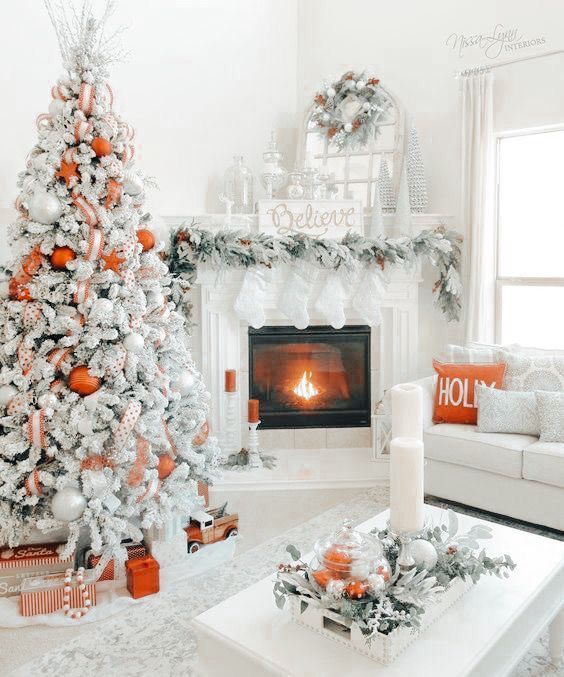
top-left (274, 511), bottom-right (515, 639)
top-left (169, 225), bottom-right (463, 322)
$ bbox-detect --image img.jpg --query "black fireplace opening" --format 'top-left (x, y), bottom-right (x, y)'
top-left (248, 325), bottom-right (371, 429)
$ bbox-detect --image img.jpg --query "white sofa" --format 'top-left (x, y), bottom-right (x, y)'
top-left (413, 376), bottom-right (564, 532)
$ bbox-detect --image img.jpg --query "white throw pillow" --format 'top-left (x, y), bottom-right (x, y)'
top-left (470, 341), bottom-right (564, 357)
top-left (502, 352), bottom-right (564, 392)
top-left (476, 385), bottom-right (539, 436)
top-left (536, 391), bottom-right (564, 442)
top-left (442, 344), bottom-right (501, 364)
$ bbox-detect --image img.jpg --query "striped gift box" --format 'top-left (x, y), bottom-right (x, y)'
top-left (86, 542), bottom-right (147, 581)
top-left (20, 570), bottom-right (97, 617)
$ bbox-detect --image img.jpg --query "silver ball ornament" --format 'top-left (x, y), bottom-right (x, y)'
top-left (173, 371), bottom-right (196, 395)
top-left (409, 539), bottom-right (438, 571)
top-left (325, 578), bottom-right (345, 598)
top-left (51, 486), bottom-right (87, 522)
top-left (344, 123), bottom-right (353, 133)
top-left (38, 392), bottom-right (58, 410)
top-left (28, 191), bottom-right (63, 225)
top-left (123, 332), bottom-right (144, 353)
top-left (122, 171), bottom-right (144, 196)
top-left (356, 80), bottom-right (366, 90)
top-left (326, 87), bottom-right (336, 98)
top-left (0, 385), bottom-right (17, 407)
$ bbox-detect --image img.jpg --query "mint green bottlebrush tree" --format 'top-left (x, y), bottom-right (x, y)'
top-left (0, 2), bottom-right (220, 568)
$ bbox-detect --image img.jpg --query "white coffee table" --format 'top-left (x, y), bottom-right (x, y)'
top-left (192, 506), bottom-right (564, 677)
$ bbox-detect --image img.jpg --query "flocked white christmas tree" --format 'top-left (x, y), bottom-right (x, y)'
top-left (406, 122), bottom-right (428, 213)
top-left (0, 3), bottom-right (220, 565)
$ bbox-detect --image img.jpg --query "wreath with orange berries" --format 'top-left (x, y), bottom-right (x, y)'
top-left (311, 71), bottom-right (391, 151)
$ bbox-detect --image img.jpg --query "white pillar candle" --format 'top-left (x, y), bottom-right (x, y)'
top-left (390, 437), bottom-right (425, 534)
top-left (391, 383), bottom-right (423, 440)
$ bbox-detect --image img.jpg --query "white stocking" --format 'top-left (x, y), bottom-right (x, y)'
top-left (234, 267), bottom-right (268, 328)
top-left (278, 264), bottom-right (318, 329)
top-left (314, 271), bottom-right (349, 329)
top-left (352, 266), bottom-right (387, 326)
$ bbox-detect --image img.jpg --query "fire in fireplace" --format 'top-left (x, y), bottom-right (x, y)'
top-left (248, 325), bottom-right (371, 429)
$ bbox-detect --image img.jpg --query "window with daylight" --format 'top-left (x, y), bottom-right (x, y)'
top-left (495, 126), bottom-right (564, 348)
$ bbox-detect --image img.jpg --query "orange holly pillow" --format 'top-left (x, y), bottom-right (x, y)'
top-left (432, 360), bottom-right (506, 425)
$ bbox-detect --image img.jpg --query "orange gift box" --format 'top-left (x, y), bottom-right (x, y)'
top-left (20, 570), bottom-right (97, 617)
top-left (126, 555), bottom-right (160, 599)
top-left (86, 541), bottom-right (147, 581)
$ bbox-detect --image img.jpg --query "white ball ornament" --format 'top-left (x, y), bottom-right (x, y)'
top-left (322, 113), bottom-right (330, 122)
top-left (409, 539), bottom-right (438, 571)
top-left (173, 370), bottom-right (196, 395)
top-left (38, 392), bottom-right (58, 410)
top-left (326, 87), bottom-right (336, 98)
top-left (123, 171), bottom-right (143, 196)
top-left (123, 332), bottom-right (144, 353)
top-left (147, 290), bottom-right (165, 307)
top-left (83, 392), bottom-right (99, 412)
top-left (28, 191), bottom-right (63, 225)
top-left (90, 298), bottom-right (113, 317)
top-left (344, 123), bottom-right (353, 133)
top-left (51, 486), bottom-right (87, 522)
top-left (367, 573), bottom-right (386, 595)
top-left (356, 80), bottom-right (366, 90)
top-left (349, 560), bottom-right (370, 580)
top-left (363, 102), bottom-right (371, 111)
top-left (77, 417), bottom-right (94, 435)
top-left (48, 98), bottom-right (65, 117)
top-left (0, 385), bottom-right (17, 407)
top-left (326, 578), bottom-right (345, 598)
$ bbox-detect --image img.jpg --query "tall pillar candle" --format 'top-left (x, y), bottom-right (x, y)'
top-left (391, 383), bottom-right (423, 440)
top-left (389, 437), bottom-right (424, 534)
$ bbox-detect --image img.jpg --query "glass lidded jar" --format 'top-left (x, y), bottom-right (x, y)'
top-left (260, 131), bottom-right (287, 199)
top-left (224, 155), bottom-right (254, 214)
top-left (286, 170), bottom-right (304, 199)
top-left (309, 519), bottom-right (391, 600)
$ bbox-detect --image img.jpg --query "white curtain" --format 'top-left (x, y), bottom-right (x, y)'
top-left (461, 70), bottom-right (496, 344)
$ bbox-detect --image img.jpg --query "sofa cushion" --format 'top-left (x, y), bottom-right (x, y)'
top-left (424, 424), bottom-right (535, 478)
top-left (523, 441), bottom-right (564, 489)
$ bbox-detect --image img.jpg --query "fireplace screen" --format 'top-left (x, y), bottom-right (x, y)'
top-left (248, 325), bottom-right (370, 429)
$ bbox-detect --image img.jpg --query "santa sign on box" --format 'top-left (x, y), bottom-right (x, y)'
top-left (0, 543), bottom-right (74, 597)
top-left (257, 199), bottom-right (363, 239)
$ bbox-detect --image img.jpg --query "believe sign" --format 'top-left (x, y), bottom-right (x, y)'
top-left (257, 199), bottom-right (363, 238)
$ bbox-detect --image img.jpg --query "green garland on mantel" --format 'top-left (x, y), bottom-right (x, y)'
top-left (168, 224), bottom-right (463, 322)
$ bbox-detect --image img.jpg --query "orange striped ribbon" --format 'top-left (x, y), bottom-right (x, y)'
top-left (51, 85), bottom-right (69, 101)
top-left (73, 195), bottom-right (98, 227)
top-left (85, 227), bottom-right (104, 261)
top-left (48, 347), bottom-right (72, 371)
top-left (27, 410), bottom-right (46, 448)
top-left (25, 469), bottom-right (42, 496)
top-left (73, 279), bottom-right (91, 304)
top-left (128, 436), bottom-right (150, 487)
top-left (36, 114), bottom-right (51, 129)
top-left (74, 120), bottom-right (93, 142)
top-left (136, 476), bottom-right (160, 503)
top-left (104, 179), bottom-right (122, 209)
top-left (78, 83), bottom-right (95, 115)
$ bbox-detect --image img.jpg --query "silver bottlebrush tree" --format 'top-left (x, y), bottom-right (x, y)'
top-left (0, 2), bottom-right (220, 565)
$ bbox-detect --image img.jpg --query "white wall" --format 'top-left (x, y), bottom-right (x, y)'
top-left (0, 0), bottom-right (298, 218)
top-left (298, 0), bottom-right (564, 371)
top-left (1, 0), bottom-right (563, 373)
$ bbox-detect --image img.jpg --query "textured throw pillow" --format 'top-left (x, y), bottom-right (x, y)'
top-left (502, 352), bottom-right (564, 392)
top-left (535, 391), bottom-right (564, 442)
top-left (432, 360), bottom-right (506, 425)
top-left (476, 385), bottom-right (539, 435)
top-left (442, 344), bottom-right (500, 364)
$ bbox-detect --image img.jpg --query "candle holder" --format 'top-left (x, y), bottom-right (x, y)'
top-left (223, 391), bottom-right (240, 459)
top-left (248, 420), bottom-right (262, 469)
top-left (388, 523), bottom-right (429, 572)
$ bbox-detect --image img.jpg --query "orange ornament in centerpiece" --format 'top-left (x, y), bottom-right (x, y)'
top-left (68, 366), bottom-right (101, 396)
top-left (136, 229), bottom-right (155, 251)
top-left (50, 246), bottom-right (76, 270)
top-left (91, 137), bottom-right (112, 157)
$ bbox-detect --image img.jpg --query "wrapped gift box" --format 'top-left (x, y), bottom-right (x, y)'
top-left (0, 543), bottom-right (74, 597)
top-left (20, 570), bottom-right (97, 617)
top-left (85, 541), bottom-right (147, 581)
top-left (126, 555), bottom-right (160, 599)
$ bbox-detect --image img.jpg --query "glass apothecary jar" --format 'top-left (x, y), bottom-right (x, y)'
top-left (286, 170), bottom-right (304, 199)
top-left (224, 155), bottom-right (254, 214)
top-left (309, 520), bottom-right (391, 600)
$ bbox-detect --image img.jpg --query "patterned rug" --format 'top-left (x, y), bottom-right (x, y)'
top-left (6, 488), bottom-right (563, 676)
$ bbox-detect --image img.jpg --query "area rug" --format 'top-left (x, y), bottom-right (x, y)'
top-left (4, 488), bottom-right (562, 676)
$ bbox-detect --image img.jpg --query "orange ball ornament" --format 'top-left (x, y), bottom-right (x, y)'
top-left (50, 246), bottom-right (76, 270)
top-left (157, 454), bottom-right (176, 479)
top-left (312, 569), bottom-right (335, 589)
top-left (92, 137), bottom-right (112, 157)
top-left (137, 229), bottom-right (155, 252)
top-left (345, 580), bottom-right (369, 600)
top-left (68, 366), bottom-right (101, 396)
